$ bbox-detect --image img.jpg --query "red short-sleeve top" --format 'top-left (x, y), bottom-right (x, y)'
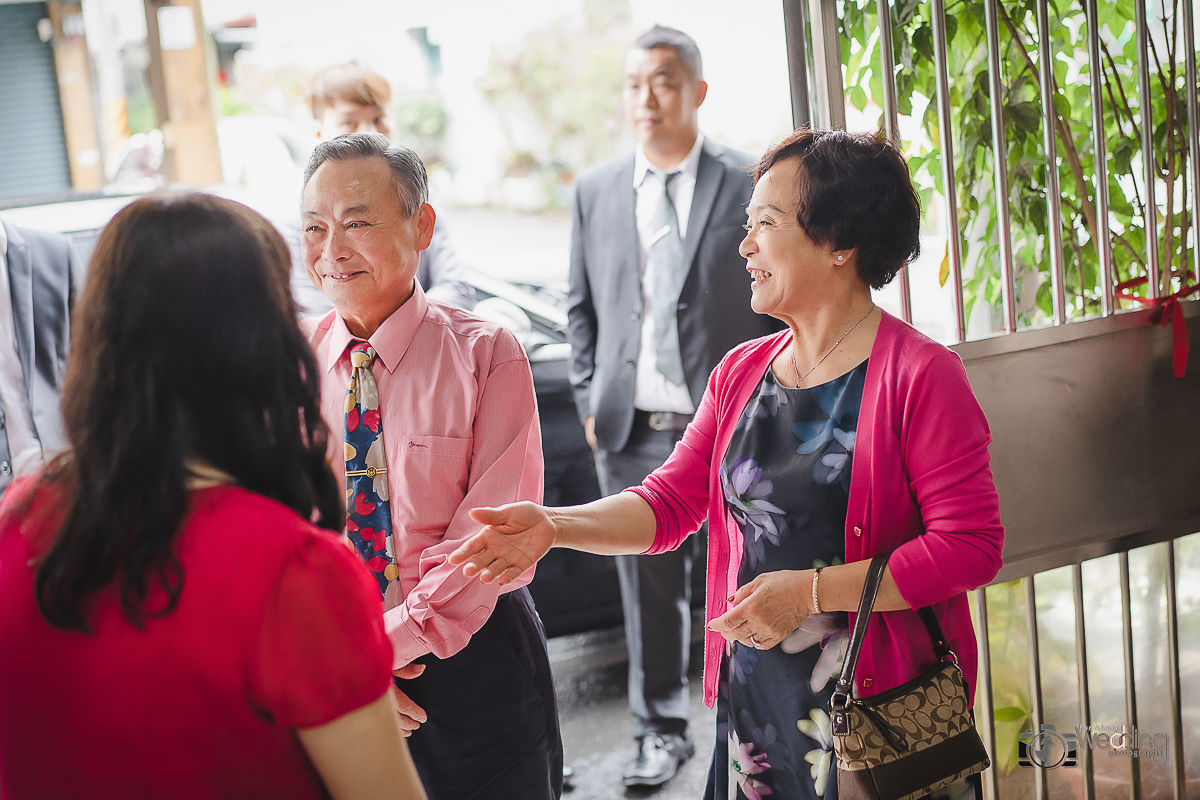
top-left (0, 477), bottom-right (393, 800)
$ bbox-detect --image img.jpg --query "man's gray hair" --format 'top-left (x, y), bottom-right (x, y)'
top-left (302, 132), bottom-right (428, 217)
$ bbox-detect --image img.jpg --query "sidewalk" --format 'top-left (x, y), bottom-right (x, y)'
top-left (550, 622), bottom-right (716, 799)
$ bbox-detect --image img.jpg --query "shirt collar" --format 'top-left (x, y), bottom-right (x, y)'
top-left (633, 132), bottom-right (705, 189)
top-left (323, 279), bottom-right (428, 374)
top-left (0, 220), bottom-right (8, 257)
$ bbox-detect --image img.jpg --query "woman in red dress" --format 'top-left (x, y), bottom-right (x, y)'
top-left (0, 194), bottom-right (426, 800)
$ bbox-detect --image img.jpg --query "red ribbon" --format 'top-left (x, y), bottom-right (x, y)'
top-left (1114, 277), bottom-right (1199, 378)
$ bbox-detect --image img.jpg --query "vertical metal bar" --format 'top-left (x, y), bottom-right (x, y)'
top-left (933, 0), bottom-right (966, 341)
top-left (975, 587), bottom-right (1000, 800)
top-left (1085, 0), bottom-right (1115, 316)
top-left (983, 0), bottom-right (1018, 332)
top-left (808, 0), bottom-right (846, 130)
top-left (1026, 576), bottom-right (1048, 800)
top-left (875, 0), bottom-right (899, 144)
top-left (1135, 0), bottom-right (1161, 298)
top-left (1073, 563), bottom-right (1095, 800)
top-left (782, 0), bottom-right (814, 130)
top-left (874, 0), bottom-right (911, 324)
top-left (1184, 0), bottom-right (1200, 285)
top-left (896, 260), bottom-right (914, 325)
top-left (1163, 541), bottom-right (1186, 799)
top-left (1036, 0), bottom-right (1067, 324)
top-left (1119, 551), bottom-right (1142, 800)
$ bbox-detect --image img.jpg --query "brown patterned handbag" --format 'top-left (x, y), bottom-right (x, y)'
top-left (828, 554), bottom-right (990, 800)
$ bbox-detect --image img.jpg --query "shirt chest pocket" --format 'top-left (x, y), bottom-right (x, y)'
top-left (390, 434), bottom-right (473, 535)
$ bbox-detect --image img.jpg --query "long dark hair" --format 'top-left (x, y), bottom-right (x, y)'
top-left (34, 193), bottom-right (344, 632)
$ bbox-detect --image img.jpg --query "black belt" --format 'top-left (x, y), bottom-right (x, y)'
top-left (634, 409), bottom-right (694, 432)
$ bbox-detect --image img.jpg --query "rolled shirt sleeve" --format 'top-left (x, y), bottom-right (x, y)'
top-left (383, 347), bottom-right (543, 667)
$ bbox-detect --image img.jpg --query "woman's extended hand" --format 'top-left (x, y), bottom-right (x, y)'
top-left (708, 570), bottom-right (811, 650)
top-left (450, 502), bottom-right (558, 585)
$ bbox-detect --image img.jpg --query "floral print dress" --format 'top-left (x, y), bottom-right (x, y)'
top-left (709, 361), bottom-right (867, 800)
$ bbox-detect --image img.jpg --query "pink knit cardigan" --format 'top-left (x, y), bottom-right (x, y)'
top-left (629, 311), bottom-right (1004, 708)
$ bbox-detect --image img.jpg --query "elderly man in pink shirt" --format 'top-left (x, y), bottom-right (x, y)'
top-left (299, 132), bottom-right (562, 800)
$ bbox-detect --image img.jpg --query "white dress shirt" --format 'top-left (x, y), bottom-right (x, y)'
top-left (0, 222), bottom-right (45, 478)
top-left (632, 133), bottom-right (705, 414)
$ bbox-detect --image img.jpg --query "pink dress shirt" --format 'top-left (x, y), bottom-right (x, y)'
top-left (303, 283), bottom-right (543, 669)
top-left (629, 311), bottom-right (1004, 708)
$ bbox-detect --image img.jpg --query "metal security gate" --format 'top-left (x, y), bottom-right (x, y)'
top-left (782, 1), bottom-right (1200, 797)
top-left (0, 1), bottom-right (71, 200)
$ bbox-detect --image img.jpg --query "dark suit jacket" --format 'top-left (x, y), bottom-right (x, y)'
top-left (567, 139), bottom-right (783, 453)
top-left (0, 221), bottom-right (80, 490)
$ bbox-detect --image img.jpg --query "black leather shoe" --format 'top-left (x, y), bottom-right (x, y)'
top-left (562, 764), bottom-right (575, 793)
top-left (621, 733), bottom-right (695, 787)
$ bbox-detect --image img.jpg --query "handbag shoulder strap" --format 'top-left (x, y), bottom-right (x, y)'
top-left (832, 555), bottom-right (956, 704)
top-left (832, 553), bottom-right (889, 701)
top-left (918, 606), bottom-right (954, 660)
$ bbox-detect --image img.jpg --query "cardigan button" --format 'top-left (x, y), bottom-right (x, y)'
top-left (853, 526), bottom-right (862, 537)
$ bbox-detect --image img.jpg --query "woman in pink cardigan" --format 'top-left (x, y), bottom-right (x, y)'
top-left (453, 129), bottom-right (1004, 800)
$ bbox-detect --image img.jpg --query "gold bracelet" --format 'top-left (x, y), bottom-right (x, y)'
top-left (812, 567), bottom-right (823, 615)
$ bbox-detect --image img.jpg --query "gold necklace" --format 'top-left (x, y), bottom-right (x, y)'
top-left (791, 304), bottom-right (876, 388)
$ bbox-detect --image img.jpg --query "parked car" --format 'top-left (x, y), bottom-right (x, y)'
top-left (0, 188), bottom-right (630, 637)
top-left (108, 116), bottom-right (316, 193)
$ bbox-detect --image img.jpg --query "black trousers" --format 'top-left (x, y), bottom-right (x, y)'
top-left (595, 416), bottom-right (699, 740)
top-left (398, 587), bottom-right (563, 800)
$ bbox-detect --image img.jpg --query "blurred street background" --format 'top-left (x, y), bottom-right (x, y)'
top-left (1, 0), bottom-right (967, 341)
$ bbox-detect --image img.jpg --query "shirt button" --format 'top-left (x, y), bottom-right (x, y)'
top-left (626, 360), bottom-right (636, 368)
top-left (854, 526), bottom-right (862, 537)
top-left (862, 677), bottom-right (873, 688)
top-left (631, 311), bottom-right (640, 320)
top-left (0, 462), bottom-right (10, 476)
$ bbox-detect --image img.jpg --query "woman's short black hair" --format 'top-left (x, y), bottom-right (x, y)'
top-left (32, 193), bottom-right (343, 632)
top-left (753, 129), bottom-right (921, 289)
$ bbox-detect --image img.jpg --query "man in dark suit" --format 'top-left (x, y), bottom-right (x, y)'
top-left (567, 25), bottom-right (781, 787)
top-left (0, 220), bottom-right (80, 493)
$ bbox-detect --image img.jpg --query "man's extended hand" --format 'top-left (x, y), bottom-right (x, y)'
top-left (391, 664), bottom-right (428, 737)
top-left (583, 416), bottom-right (597, 451)
top-left (449, 503), bottom-right (558, 585)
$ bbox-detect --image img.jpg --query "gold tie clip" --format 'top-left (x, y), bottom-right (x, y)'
top-left (346, 466), bottom-right (387, 478)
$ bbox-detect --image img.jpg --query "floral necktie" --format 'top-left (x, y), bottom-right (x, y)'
top-left (344, 341), bottom-right (397, 596)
